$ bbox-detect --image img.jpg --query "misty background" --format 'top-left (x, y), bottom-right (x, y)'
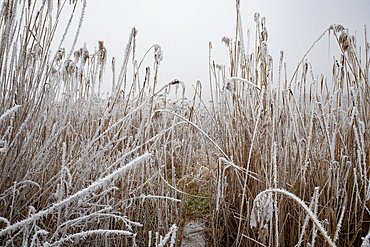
top-left (55, 0), bottom-right (370, 101)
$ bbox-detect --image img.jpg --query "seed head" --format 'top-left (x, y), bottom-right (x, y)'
top-left (222, 36), bottom-right (230, 47)
top-left (261, 30), bottom-right (268, 42)
top-left (330, 24), bottom-right (345, 33)
top-left (56, 48), bottom-right (65, 63)
top-left (339, 30), bottom-right (350, 52)
top-left (154, 44), bottom-right (163, 65)
top-left (254, 12), bottom-right (260, 22)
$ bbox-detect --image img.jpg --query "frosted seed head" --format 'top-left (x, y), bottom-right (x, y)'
top-left (350, 35), bottom-right (356, 48)
top-left (222, 36), bottom-right (230, 47)
top-left (279, 50), bottom-right (284, 59)
top-left (97, 41), bottom-right (107, 67)
top-left (56, 48), bottom-right (65, 63)
top-left (170, 79), bottom-right (180, 85)
top-left (260, 41), bottom-right (268, 58)
top-left (254, 12), bottom-right (260, 22)
top-left (225, 81), bottom-right (234, 92)
top-left (82, 48), bottom-right (89, 65)
top-left (216, 64), bottom-right (223, 70)
top-left (154, 44), bottom-right (163, 65)
top-left (64, 60), bottom-right (77, 75)
top-left (330, 24), bottom-right (345, 33)
top-left (74, 49), bottom-right (81, 63)
top-left (98, 40), bottom-right (104, 51)
top-left (32, 44), bottom-right (42, 59)
top-left (339, 30), bottom-right (350, 52)
top-left (250, 192), bottom-right (273, 229)
top-left (261, 30), bottom-right (268, 42)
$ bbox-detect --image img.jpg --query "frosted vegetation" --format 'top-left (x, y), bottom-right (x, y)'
top-left (0, 0), bottom-right (369, 246)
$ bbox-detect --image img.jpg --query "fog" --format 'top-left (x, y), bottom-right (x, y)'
top-left (56, 0), bottom-right (370, 100)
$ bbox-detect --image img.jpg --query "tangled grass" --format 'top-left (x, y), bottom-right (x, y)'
top-left (0, 0), bottom-right (369, 246)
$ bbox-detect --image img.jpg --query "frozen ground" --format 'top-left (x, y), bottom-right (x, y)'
top-left (181, 220), bottom-right (206, 247)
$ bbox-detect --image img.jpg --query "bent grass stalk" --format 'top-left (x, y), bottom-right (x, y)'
top-left (0, 153), bottom-right (151, 237)
top-left (0, 0), bottom-right (369, 246)
top-left (235, 94), bottom-right (263, 246)
top-left (51, 229), bottom-right (133, 246)
top-left (252, 188), bottom-right (336, 247)
top-left (153, 109), bottom-right (230, 160)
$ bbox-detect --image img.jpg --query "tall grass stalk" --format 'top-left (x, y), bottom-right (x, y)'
top-left (0, 0), bottom-right (369, 246)
top-left (205, 1), bottom-right (369, 246)
top-left (0, 1), bottom-right (201, 245)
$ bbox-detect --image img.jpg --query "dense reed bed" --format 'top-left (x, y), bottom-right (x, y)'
top-left (206, 2), bottom-right (370, 246)
top-left (0, 0), bottom-right (369, 246)
top-left (0, 0), bottom-right (195, 246)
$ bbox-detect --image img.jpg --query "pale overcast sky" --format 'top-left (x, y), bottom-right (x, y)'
top-left (57, 0), bottom-right (370, 99)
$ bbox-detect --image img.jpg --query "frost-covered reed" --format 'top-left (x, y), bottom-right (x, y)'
top-left (0, 0), bottom-right (194, 246)
top-left (205, 1), bottom-right (370, 246)
top-left (0, 0), bottom-right (369, 246)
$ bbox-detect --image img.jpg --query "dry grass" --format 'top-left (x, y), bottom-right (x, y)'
top-left (0, 0), bottom-right (369, 246)
top-left (205, 2), bottom-right (370, 246)
top-left (0, 1), bottom-right (194, 246)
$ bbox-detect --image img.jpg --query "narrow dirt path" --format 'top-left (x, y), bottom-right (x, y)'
top-left (181, 220), bottom-right (206, 247)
